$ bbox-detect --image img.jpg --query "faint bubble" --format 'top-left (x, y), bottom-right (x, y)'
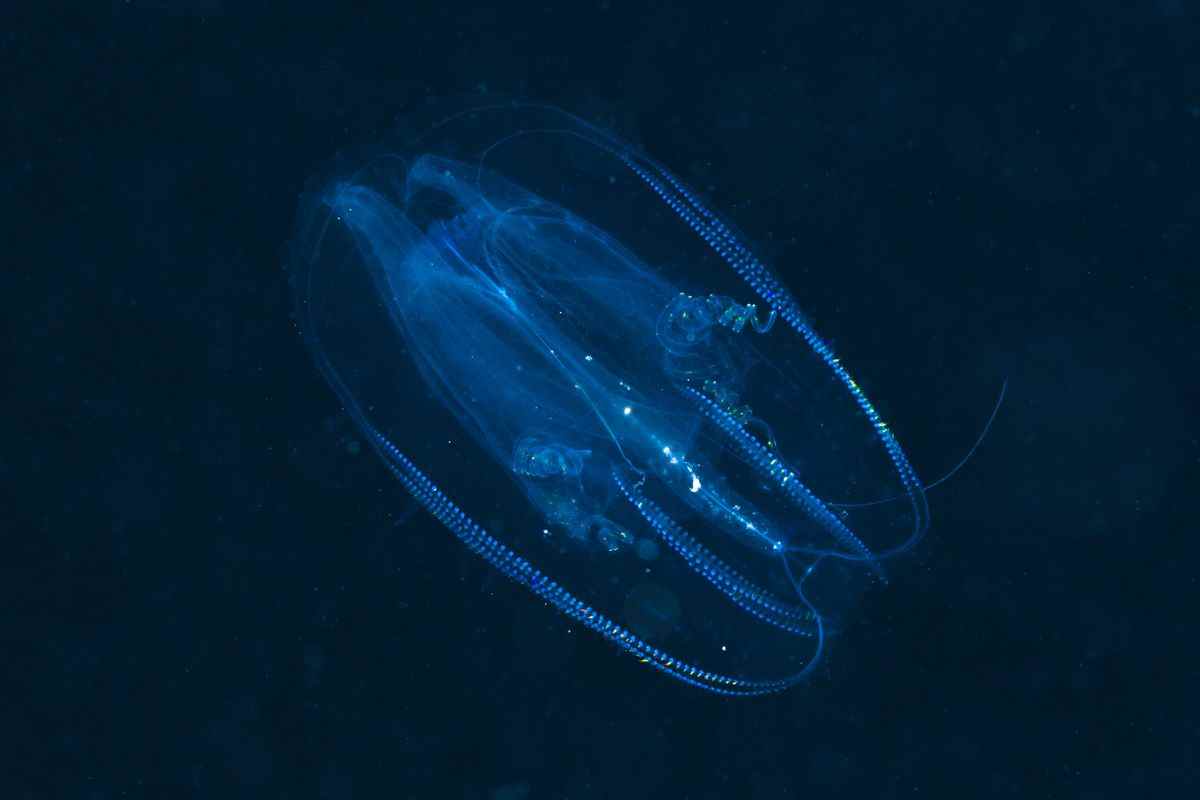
top-left (635, 537), bottom-right (660, 561)
top-left (624, 582), bottom-right (681, 641)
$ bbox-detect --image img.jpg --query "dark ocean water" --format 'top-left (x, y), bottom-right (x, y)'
top-left (7, 2), bottom-right (1196, 797)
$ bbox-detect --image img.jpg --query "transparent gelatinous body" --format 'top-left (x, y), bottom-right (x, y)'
top-left (288, 103), bottom-right (928, 695)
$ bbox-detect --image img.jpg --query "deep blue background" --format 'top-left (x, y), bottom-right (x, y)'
top-left (6, 1), bottom-right (1196, 797)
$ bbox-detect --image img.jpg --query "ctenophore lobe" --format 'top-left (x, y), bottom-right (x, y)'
top-left (289, 103), bottom-right (927, 694)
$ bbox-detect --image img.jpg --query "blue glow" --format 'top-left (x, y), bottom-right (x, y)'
top-left (289, 103), bottom-right (929, 695)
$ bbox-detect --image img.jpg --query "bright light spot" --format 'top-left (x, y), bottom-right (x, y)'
top-left (584, 354), bottom-right (594, 362)
top-left (690, 475), bottom-right (701, 493)
top-left (661, 446), bottom-right (671, 456)
top-left (623, 406), bottom-right (632, 416)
